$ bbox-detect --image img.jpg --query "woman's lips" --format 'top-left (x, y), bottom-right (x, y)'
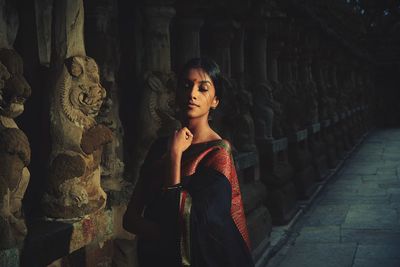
top-left (187, 102), bottom-right (199, 108)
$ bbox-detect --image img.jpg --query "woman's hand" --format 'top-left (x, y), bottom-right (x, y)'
top-left (169, 127), bottom-right (193, 157)
top-left (166, 127), bottom-right (193, 186)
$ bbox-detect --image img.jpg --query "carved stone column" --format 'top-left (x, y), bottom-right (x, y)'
top-left (84, 0), bottom-right (125, 193)
top-left (0, 0), bottom-right (31, 255)
top-left (143, 7), bottom-right (175, 73)
top-left (276, 19), bottom-right (302, 134)
top-left (232, 25), bottom-right (245, 89)
top-left (230, 24), bottom-right (257, 153)
top-left (43, 0), bottom-right (113, 219)
top-left (266, 16), bottom-right (285, 139)
top-left (129, 5), bottom-right (180, 183)
top-left (204, 20), bottom-right (236, 142)
top-left (175, 17), bottom-right (203, 71)
top-left (297, 35), bottom-right (318, 126)
top-left (311, 39), bottom-right (330, 121)
top-left (247, 20), bottom-right (275, 142)
top-left (250, 15), bottom-right (298, 226)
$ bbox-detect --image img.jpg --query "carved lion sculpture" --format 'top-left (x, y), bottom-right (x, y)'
top-left (43, 56), bottom-right (113, 219)
top-left (128, 71), bottom-right (180, 183)
top-left (0, 48), bottom-right (32, 249)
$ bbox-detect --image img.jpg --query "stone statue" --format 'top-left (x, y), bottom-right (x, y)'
top-left (232, 89), bottom-right (257, 152)
top-left (253, 82), bottom-right (275, 141)
top-left (129, 71), bottom-right (180, 183)
top-left (301, 63), bottom-right (319, 125)
top-left (0, 48), bottom-right (31, 249)
top-left (43, 56), bottom-right (113, 219)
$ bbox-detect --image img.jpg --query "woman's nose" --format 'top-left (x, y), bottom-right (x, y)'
top-left (189, 85), bottom-right (198, 99)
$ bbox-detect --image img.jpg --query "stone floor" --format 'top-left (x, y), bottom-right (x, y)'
top-left (265, 129), bottom-right (400, 267)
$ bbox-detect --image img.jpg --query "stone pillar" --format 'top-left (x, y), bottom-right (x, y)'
top-left (230, 24), bottom-right (257, 153)
top-left (311, 41), bottom-right (330, 121)
top-left (250, 16), bottom-right (298, 227)
top-left (232, 25), bottom-right (245, 89)
top-left (266, 17), bottom-right (285, 138)
top-left (84, 0), bottom-right (126, 194)
top-left (247, 20), bottom-right (275, 141)
top-left (129, 5), bottom-right (180, 183)
top-left (206, 20), bottom-right (236, 141)
top-left (175, 17), bottom-right (203, 71)
top-left (143, 7), bottom-right (175, 73)
top-left (43, 0), bottom-right (113, 219)
top-left (0, 0), bottom-right (31, 259)
top-left (34, 0), bottom-right (53, 67)
top-left (298, 36), bottom-right (318, 126)
top-left (209, 20), bottom-right (236, 77)
top-left (276, 20), bottom-right (302, 134)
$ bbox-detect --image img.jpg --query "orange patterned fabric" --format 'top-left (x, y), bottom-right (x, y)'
top-left (180, 139), bottom-right (251, 250)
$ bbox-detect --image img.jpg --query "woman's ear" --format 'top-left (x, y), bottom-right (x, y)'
top-left (211, 97), bottom-right (219, 109)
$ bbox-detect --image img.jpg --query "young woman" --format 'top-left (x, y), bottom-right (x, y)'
top-left (123, 58), bottom-right (254, 267)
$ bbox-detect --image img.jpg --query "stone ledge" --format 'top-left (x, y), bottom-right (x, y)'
top-left (22, 209), bottom-right (114, 266)
top-left (0, 248), bottom-right (19, 267)
top-left (288, 129), bottom-right (307, 143)
top-left (321, 119), bottom-right (331, 128)
top-left (307, 123), bottom-right (321, 135)
top-left (235, 151), bottom-right (259, 171)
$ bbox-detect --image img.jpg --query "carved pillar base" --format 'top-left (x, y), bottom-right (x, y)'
top-left (288, 130), bottom-right (318, 200)
top-left (259, 138), bottom-right (299, 225)
top-left (235, 152), bottom-right (271, 250)
top-left (0, 248), bottom-right (19, 267)
top-left (339, 112), bottom-right (352, 151)
top-left (308, 123), bottom-right (329, 181)
top-left (332, 115), bottom-right (345, 160)
top-left (321, 120), bottom-right (338, 169)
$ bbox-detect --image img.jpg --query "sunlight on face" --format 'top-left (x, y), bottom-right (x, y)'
top-left (179, 68), bottom-right (219, 120)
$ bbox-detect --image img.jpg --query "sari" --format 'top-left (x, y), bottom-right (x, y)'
top-left (136, 138), bottom-right (254, 267)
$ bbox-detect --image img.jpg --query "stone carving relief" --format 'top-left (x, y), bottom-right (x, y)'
top-left (253, 82), bottom-right (275, 141)
top-left (129, 71), bottom-right (180, 182)
top-left (232, 89), bottom-right (257, 152)
top-left (43, 56), bottom-right (113, 219)
top-left (0, 48), bottom-right (31, 249)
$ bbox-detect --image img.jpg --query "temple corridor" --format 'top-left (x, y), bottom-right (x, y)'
top-left (264, 128), bottom-right (400, 267)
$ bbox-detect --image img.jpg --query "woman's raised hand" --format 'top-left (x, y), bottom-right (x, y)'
top-left (170, 127), bottom-right (193, 156)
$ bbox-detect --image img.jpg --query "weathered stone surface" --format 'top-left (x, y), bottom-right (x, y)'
top-left (44, 56), bottom-right (111, 219)
top-left (0, 248), bottom-right (19, 267)
top-left (246, 206), bottom-right (272, 250)
top-left (303, 204), bottom-right (350, 226)
top-left (343, 204), bottom-right (398, 230)
top-left (34, 0), bottom-right (53, 66)
top-left (51, 0), bottom-right (86, 67)
top-left (241, 181), bottom-right (267, 214)
top-left (277, 243), bottom-right (357, 267)
top-left (0, 48), bottom-right (31, 249)
top-left (295, 225), bottom-right (340, 243)
top-left (267, 130), bottom-right (400, 267)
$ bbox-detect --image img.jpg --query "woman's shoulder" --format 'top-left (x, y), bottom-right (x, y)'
top-left (212, 139), bottom-right (232, 154)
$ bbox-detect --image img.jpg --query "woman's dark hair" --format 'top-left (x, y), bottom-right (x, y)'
top-left (178, 57), bottom-right (225, 102)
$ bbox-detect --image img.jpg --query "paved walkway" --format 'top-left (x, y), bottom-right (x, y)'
top-left (266, 129), bottom-right (400, 267)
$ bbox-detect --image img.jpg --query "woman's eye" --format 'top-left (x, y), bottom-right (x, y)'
top-left (199, 85), bottom-right (208, 92)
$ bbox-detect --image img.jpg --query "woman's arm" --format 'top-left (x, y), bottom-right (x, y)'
top-left (165, 127), bottom-right (193, 186)
top-left (123, 178), bottom-right (161, 241)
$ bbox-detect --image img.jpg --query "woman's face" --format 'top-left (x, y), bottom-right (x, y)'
top-left (179, 68), bottom-right (219, 120)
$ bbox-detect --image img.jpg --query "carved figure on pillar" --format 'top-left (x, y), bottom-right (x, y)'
top-left (0, 48), bottom-right (31, 248)
top-left (253, 82), bottom-right (275, 141)
top-left (233, 89), bottom-right (257, 152)
top-left (130, 71), bottom-right (181, 182)
top-left (43, 56), bottom-right (113, 219)
top-left (298, 46), bottom-right (319, 125)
